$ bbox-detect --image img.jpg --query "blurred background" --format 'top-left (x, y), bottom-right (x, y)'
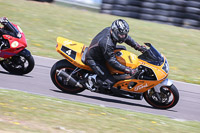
top-left (100, 0), bottom-right (200, 30)
top-left (0, 1), bottom-right (200, 132)
top-left (37, 0), bottom-right (200, 29)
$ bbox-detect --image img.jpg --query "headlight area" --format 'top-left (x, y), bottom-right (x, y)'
top-left (162, 59), bottom-right (169, 73)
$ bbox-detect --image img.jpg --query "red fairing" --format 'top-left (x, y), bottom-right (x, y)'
top-left (0, 23), bottom-right (27, 59)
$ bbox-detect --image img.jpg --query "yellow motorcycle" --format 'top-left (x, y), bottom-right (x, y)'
top-left (50, 37), bottom-right (179, 109)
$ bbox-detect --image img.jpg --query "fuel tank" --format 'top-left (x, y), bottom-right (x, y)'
top-left (107, 50), bottom-right (139, 74)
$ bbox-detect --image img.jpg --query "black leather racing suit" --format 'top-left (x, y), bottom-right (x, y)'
top-left (85, 27), bottom-right (140, 86)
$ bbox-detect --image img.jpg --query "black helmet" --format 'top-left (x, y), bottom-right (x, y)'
top-left (111, 19), bottom-right (129, 43)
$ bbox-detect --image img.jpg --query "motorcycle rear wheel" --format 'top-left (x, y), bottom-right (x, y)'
top-left (144, 84), bottom-right (179, 109)
top-left (1, 54), bottom-right (35, 75)
top-left (50, 59), bottom-right (85, 94)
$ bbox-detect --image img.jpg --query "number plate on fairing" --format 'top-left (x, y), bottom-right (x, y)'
top-left (61, 46), bottom-right (76, 60)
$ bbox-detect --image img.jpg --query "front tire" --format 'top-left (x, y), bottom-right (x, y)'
top-left (50, 59), bottom-right (85, 94)
top-left (1, 53), bottom-right (35, 75)
top-left (144, 84), bottom-right (179, 109)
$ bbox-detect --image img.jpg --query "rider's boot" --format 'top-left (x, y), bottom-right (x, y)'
top-left (83, 73), bottom-right (98, 92)
top-left (83, 73), bottom-right (112, 92)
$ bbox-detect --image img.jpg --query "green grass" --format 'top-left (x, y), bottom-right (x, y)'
top-left (0, 89), bottom-right (200, 133)
top-left (0, 0), bottom-right (200, 84)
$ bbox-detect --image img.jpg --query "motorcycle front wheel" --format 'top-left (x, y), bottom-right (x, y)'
top-left (1, 51), bottom-right (35, 75)
top-left (50, 59), bottom-right (85, 94)
top-left (144, 84), bottom-right (179, 109)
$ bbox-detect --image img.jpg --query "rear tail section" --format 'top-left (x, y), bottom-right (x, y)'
top-left (56, 37), bottom-right (91, 71)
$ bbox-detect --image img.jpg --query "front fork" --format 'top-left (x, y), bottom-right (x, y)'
top-left (153, 79), bottom-right (173, 101)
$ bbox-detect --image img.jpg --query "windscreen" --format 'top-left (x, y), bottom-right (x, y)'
top-left (138, 44), bottom-right (164, 66)
top-left (6, 20), bottom-right (20, 38)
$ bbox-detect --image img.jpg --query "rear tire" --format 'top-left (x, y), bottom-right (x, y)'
top-left (144, 84), bottom-right (179, 109)
top-left (50, 59), bottom-right (85, 94)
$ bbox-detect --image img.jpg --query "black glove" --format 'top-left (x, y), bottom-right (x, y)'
top-left (135, 42), bottom-right (147, 53)
top-left (124, 67), bottom-right (138, 76)
top-left (0, 17), bottom-right (8, 24)
top-left (137, 45), bottom-right (147, 53)
top-left (138, 46), bottom-right (147, 53)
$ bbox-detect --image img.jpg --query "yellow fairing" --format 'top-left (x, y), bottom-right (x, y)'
top-left (108, 50), bottom-right (139, 74)
top-left (56, 37), bottom-right (91, 71)
top-left (113, 79), bottom-right (164, 93)
top-left (113, 57), bottom-right (168, 93)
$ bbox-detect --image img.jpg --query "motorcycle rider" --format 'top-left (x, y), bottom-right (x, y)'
top-left (85, 19), bottom-right (147, 91)
top-left (0, 17), bottom-right (21, 49)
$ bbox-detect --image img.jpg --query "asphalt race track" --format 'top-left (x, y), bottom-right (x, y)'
top-left (0, 56), bottom-right (200, 121)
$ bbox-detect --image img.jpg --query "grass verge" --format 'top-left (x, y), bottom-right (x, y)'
top-left (0, 89), bottom-right (200, 133)
top-left (0, 0), bottom-right (199, 84)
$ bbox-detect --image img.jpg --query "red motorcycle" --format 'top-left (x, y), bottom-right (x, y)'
top-left (0, 17), bottom-right (34, 75)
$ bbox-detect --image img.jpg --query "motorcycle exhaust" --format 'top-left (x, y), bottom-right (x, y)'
top-left (56, 70), bottom-right (83, 88)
